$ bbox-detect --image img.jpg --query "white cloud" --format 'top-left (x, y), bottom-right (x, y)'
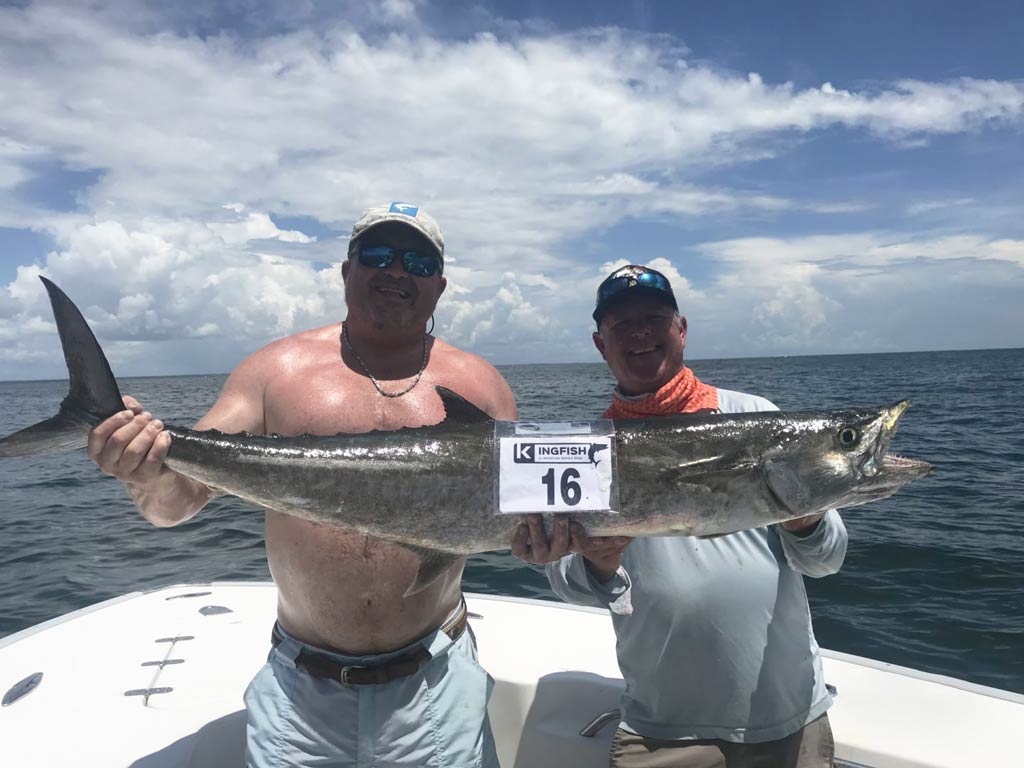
top-left (0, 4), bottom-right (1021, 378)
top-left (1, 215), bottom-right (341, 372)
top-left (0, 158), bottom-right (31, 191)
top-left (209, 209), bottom-right (315, 245)
top-left (378, 0), bottom-right (420, 22)
top-left (702, 233), bottom-right (1024, 271)
top-left (2, 6), bottom-right (1019, 240)
top-left (905, 198), bottom-right (976, 216)
top-left (688, 233), bottom-right (1024, 356)
top-left (444, 273), bottom-right (546, 344)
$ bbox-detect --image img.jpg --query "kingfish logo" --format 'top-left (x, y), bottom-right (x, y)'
top-left (389, 202), bottom-right (419, 216)
top-left (513, 442), bottom-right (608, 466)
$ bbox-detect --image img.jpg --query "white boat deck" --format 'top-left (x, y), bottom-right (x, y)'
top-left (0, 582), bottom-right (1021, 767)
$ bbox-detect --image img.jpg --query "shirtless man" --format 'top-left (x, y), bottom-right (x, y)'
top-left (87, 203), bottom-right (517, 767)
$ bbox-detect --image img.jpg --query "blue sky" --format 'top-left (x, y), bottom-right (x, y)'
top-left (1, 0), bottom-right (1022, 380)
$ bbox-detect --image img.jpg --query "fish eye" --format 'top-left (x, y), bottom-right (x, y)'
top-left (838, 426), bottom-right (860, 448)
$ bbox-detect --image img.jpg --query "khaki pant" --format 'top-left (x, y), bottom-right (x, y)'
top-left (609, 713), bottom-right (834, 768)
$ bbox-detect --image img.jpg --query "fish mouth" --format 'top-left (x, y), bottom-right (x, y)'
top-left (882, 454), bottom-right (930, 473)
top-left (853, 401), bottom-right (932, 495)
top-left (852, 454), bottom-right (933, 495)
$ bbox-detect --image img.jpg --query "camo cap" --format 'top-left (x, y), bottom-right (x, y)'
top-left (350, 202), bottom-right (445, 261)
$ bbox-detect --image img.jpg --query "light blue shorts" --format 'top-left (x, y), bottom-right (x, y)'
top-left (244, 620), bottom-right (499, 768)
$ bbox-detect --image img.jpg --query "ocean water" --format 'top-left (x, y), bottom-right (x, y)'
top-left (0, 349), bottom-right (1022, 695)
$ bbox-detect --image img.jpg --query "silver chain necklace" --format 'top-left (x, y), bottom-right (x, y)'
top-left (341, 323), bottom-right (428, 398)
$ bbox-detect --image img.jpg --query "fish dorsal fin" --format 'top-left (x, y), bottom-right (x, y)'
top-left (435, 386), bottom-right (492, 424)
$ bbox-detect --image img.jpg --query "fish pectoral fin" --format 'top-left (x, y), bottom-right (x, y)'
top-left (763, 459), bottom-right (809, 516)
top-left (399, 545), bottom-right (462, 597)
top-left (435, 387), bottom-right (493, 424)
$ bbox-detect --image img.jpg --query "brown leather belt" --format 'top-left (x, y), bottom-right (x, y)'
top-left (271, 599), bottom-right (468, 686)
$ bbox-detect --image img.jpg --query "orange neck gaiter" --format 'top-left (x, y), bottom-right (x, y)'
top-left (603, 365), bottom-right (718, 420)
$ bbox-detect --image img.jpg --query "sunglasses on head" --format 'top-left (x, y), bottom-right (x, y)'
top-left (598, 270), bottom-right (672, 302)
top-left (358, 245), bottom-right (442, 278)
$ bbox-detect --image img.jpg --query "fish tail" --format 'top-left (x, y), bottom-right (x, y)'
top-left (0, 277), bottom-right (124, 457)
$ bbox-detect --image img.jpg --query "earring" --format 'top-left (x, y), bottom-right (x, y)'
top-left (427, 314), bottom-right (435, 335)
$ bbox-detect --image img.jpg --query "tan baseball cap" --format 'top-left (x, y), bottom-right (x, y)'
top-left (350, 202), bottom-right (445, 261)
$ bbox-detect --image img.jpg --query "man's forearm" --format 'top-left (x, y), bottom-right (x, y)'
top-left (127, 471), bottom-right (214, 527)
top-left (779, 509), bottom-right (848, 576)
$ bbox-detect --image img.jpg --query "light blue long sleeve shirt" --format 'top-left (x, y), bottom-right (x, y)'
top-left (545, 388), bottom-right (848, 743)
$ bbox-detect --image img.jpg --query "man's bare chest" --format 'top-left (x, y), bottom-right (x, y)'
top-left (263, 368), bottom-right (454, 437)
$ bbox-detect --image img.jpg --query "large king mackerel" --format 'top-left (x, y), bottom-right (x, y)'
top-left (1, 278), bottom-right (931, 589)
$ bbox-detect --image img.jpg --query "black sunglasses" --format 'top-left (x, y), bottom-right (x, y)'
top-left (598, 270), bottom-right (672, 301)
top-left (358, 245), bottom-right (442, 278)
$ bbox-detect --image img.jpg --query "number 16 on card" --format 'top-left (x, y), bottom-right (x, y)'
top-left (497, 436), bottom-right (614, 513)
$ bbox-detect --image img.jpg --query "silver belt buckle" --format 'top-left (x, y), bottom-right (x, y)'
top-left (339, 665), bottom-right (362, 685)
top-left (441, 599), bottom-right (467, 637)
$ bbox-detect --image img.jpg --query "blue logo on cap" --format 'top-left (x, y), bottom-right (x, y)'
top-left (389, 202), bottom-right (418, 217)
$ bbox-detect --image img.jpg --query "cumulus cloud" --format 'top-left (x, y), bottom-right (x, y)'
top-left (2, 213), bottom-right (340, 368)
top-left (209, 208), bottom-right (315, 245)
top-left (690, 233), bottom-right (1024, 356)
top-left (443, 271), bottom-right (552, 348)
top-left (2, 6), bottom-right (1020, 233)
top-left (0, 3), bottom-right (1022, 378)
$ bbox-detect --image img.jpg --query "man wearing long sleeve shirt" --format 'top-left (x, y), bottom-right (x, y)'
top-left (514, 264), bottom-right (846, 768)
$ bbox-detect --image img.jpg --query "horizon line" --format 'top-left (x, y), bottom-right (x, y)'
top-left (1, 344), bottom-right (1021, 385)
